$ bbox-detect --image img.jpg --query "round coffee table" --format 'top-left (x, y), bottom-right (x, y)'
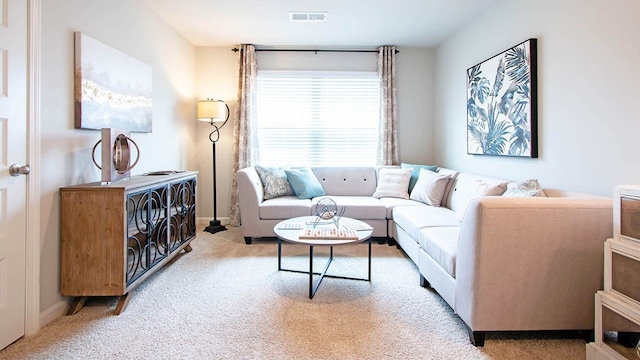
top-left (274, 216), bottom-right (373, 299)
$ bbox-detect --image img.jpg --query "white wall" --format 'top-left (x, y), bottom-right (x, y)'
top-left (396, 48), bottom-right (435, 164)
top-left (41, 0), bottom-right (196, 315)
top-left (434, 0), bottom-right (640, 196)
top-left (195, 47), bottom-right (238, 223)
top-left (195, 47), bottom-right (435, 220)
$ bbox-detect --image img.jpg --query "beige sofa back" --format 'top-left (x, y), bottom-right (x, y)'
top-left (311, 166), bottom-right (378, 196)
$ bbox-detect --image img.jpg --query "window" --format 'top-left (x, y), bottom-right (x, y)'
top-left (256, 71), bottom-right (380, 167)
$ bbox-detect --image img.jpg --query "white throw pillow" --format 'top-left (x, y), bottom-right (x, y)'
top-left (409, 168), bottom-right (453, 207)
top-left (372, 168), bottom-right (412, 199)
top-left (456, 180), bottom-right (508, 222)
top-left (502, 179), bottom-right (544, 197)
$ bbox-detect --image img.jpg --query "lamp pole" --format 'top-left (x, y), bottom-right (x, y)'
top-left (204, 136), bottom-right (226, 233)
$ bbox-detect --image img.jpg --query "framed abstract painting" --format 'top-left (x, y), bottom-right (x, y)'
top-left (74, 32), bottom-right (153, 133)
top-left (466, 38), bottom-right (538, 157)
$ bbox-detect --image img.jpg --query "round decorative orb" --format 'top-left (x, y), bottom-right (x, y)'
top-left (315, 198), bottom-right (338, 220)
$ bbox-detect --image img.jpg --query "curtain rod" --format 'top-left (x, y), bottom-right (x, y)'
top-left (231, 47), bottom-right (399, 54)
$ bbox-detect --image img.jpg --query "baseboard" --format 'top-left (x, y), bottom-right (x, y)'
top-left (38, 299), bottom-right (69, 330)
top-left (197, 217), bottom-right (230, 226)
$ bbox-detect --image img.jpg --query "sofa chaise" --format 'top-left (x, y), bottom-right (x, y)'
top-left (392, 171), bottom-right (613, 346)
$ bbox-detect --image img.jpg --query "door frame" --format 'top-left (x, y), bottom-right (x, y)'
top-left (25, 0), bottom-right (41, 336)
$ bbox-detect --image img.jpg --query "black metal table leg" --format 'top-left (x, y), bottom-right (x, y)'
top-left (278, 239), bottom-right (371, 299)
top-left (278, 236), bottom-right (282, 271)
top-left (368, 237), bottom-right (372, 281)
top-left (308, 245), bottom-right (337, 299)
top-left (309, 246), bottom-right (313, 298)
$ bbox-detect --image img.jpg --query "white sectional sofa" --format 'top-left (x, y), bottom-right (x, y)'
top-left (237, 165), bottom-right (613, 346)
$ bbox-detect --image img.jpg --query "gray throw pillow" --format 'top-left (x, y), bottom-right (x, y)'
top-left (502, 179), bottom-right (544, 197)
top-left (255, 165), bottom-right (295, 200)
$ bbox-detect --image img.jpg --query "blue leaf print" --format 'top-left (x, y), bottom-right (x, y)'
top-left (492, 58), bottom-right (505, 97)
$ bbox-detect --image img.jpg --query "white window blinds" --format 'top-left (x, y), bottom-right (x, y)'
top-left (256, 71), bottom-right (380, 167)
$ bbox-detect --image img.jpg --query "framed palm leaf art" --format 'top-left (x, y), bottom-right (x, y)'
top-left (466, 38), bottom-right (538, 157)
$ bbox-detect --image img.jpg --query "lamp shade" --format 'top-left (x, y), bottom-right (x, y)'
top-left (197, 99), bottom-right (227, 123)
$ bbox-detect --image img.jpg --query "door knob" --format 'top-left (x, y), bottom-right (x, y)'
top-left (9, 164), bottom-right (30, 177)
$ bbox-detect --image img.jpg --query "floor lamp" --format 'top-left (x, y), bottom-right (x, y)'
top-left (197, 99), bottom-right (229, 234)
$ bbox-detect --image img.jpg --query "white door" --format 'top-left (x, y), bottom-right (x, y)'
top-left (0, 0), bottom-right (28, 350)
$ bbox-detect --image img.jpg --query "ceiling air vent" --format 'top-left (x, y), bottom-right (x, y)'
top-left (289, 12), bottom-right (328, 22)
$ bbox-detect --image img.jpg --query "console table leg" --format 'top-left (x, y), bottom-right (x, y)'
top-left (114, 293), bottom-right (132, 315)
top-left (66, 296), bottom-right (87, 315)
top-left (183, 244), bottom-right (193, 253)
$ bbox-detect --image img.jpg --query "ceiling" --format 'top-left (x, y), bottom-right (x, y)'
top-left (144, 0), bottom-right (497, 48)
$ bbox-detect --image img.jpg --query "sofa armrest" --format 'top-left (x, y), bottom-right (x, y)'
top-left (454, 196), bottom-right (613, 332)
top-left (237, 167), bottom-right (264, 225)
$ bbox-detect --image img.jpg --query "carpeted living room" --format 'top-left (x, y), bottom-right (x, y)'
top-left (2, 0), bottom-right (639, 359)
top-left (0, 227), bottom-right (591, 359)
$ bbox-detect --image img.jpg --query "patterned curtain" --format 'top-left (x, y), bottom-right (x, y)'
top-left (229, 44), bottom-right (259, 227)
top-left (377, 45), bottom-right (399, 166)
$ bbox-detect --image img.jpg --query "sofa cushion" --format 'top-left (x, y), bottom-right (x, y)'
top-left (372, 167), bottom-right (412, 199)
top-left (259, 197), bottom-right (311, 219)
top-left (312, 196), bottom-right (386, 219)
top-left (419, 227), bottom-right (460, 278)
top-left (379, 197), bottom-right (424, 219)
top-left (393, 205), bottom-right (460, 240)
top-left (409, 168), bottom-right (453, 207)
top-left (401, 163), bottom-right (438, 192)
top-left (285, 167), bottom-right (326, 199)
top-left (255, 165), bottom-right (295, 199)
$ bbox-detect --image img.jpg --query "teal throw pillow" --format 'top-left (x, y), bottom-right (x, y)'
top-left (285, 167), bottom-right (325, 199)
top-left (401, 163), bottom-right (438, 193)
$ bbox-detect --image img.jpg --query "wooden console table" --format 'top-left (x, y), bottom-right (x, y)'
top-left (60, 171), bottom-right (197, 314)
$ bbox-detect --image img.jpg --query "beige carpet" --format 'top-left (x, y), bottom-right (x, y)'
top-left (0, 227), bottom-right (587, 359)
